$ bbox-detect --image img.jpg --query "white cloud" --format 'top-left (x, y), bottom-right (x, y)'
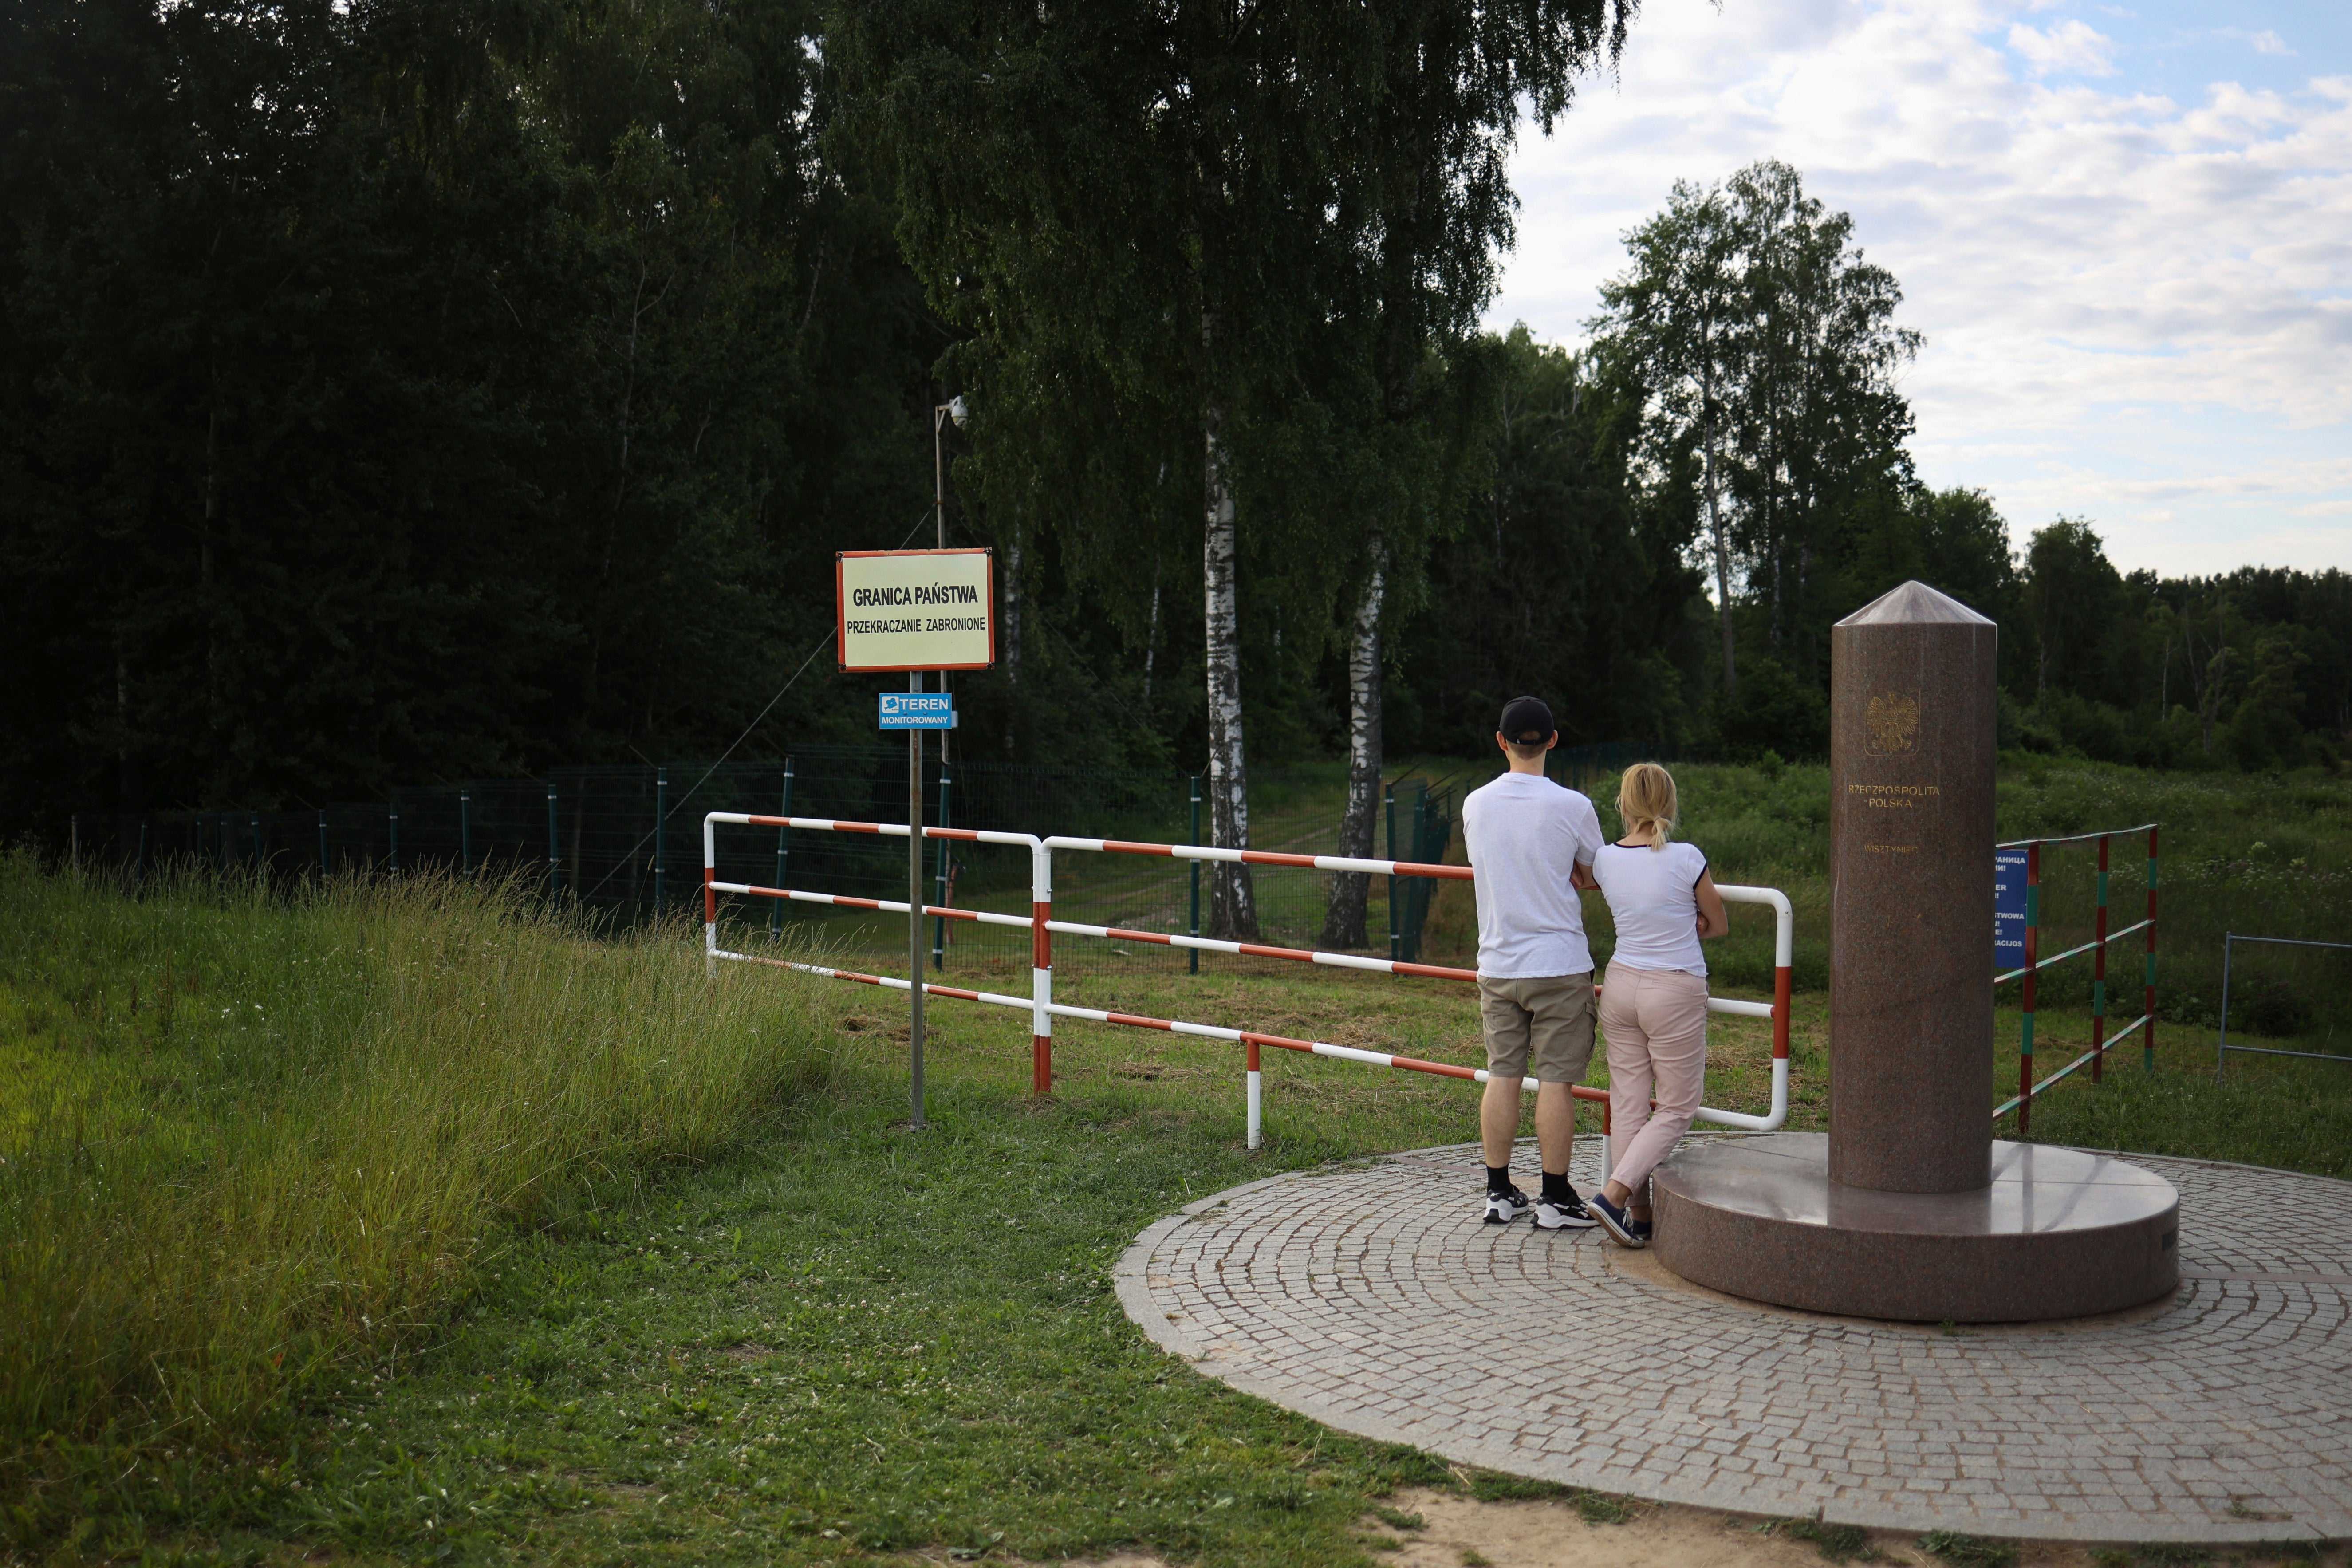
top-left (2008, 18), bottom-right (2117, 77)
top-left (1491, 0), bottom-right (2352, 577)
top-left (2250, 29), bottom-right (2294, 59)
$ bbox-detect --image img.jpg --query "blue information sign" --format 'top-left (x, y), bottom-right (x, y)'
top-left (879, 691), bottom-right (957, 730)
top-left (1994, 848), bottom-right (2028, 969)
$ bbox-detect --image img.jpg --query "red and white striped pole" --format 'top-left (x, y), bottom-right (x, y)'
top-left (1032, 843), bottom-right (1053, 1095)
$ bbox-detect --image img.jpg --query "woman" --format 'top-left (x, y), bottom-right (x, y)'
top-left (1581, 762), bottom-right (1728, 1248)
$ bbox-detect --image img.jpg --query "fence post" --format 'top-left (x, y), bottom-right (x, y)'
top-left (769, 760), bottom-right (792, 940)
top-left (2144, 824), bottom-right (2159, 1071)
top-left (653, 765), bottom-right (667, 918)
top-left (2019, 841), bottom-right (2041, 1135)
top-left (1246, 1037), bottom-right (1262, 1150)
top-left (1032, 842), bottom-right (1054, 1095)
top-left (387, 798), bottom-right (399, 874)
top-left (546, 782), bottom-right (560, 902)
top-left (1187, 774), bottom-right (1202, 975)
top-left (459, 788), bottom-right (472, 877)
top-left (2092, 833), bottom-right (2110, 1083)
top-left (2216, 933), bottom-right (2234, 1078)
top-left (135, 821), bottom-right (149, 886)
top-left (318, 809), bottom-right (329, 876)
top-left (933, 767), bottom-right (952, 970)
top-left (252, 810), bottom-right (263, 872)
top-left (1386, 783), bottom-right (1400, 962)
top-left (70, 814), bottom-right (79, 867)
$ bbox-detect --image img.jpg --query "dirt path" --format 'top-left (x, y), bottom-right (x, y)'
top-left (995, 1486), bottom-right (2340, 1568)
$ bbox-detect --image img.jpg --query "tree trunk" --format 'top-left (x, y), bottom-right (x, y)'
top-left (1321, 535), bottom-right (1386, 948)
top-left (1142, 567), bottom-right (1161, 705)
top-left (1202, 392), bottom-right (1257, 939)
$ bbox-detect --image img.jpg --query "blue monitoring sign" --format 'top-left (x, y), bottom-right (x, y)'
top-left (879, 691), bottom-right (957, 730)
top-left (1994, 848), bottom-right (2028, 969)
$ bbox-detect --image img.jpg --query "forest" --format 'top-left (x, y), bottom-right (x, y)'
top-left (4, 0), bottom-right (2346, 849)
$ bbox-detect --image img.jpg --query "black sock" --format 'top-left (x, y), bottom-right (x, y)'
top-left (1540, 1170), bottom-right (1575, 1203)
top-left (1486, 1164), bottom-right (1514, 1196)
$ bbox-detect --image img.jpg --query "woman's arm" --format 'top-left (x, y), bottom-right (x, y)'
top-left (1694, 867), bottom-right (1730, 939)
top-left (1571, 859), bottom-right (1598, 892)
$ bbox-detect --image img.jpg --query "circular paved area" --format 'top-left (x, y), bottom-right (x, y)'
top-left (1115, 1136), bottom-right (2352, 1543)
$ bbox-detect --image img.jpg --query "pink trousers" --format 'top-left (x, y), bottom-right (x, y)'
top-left (1598, 962), bottom-right (1709, 1193)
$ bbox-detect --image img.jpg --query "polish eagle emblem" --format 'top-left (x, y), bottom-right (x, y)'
top-left (1865, 690), bottom-right (1920, 756)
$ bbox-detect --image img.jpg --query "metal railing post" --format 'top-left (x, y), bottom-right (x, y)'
top-left (2019, 840), bottom-right (2041, 1135)
top-left (2092, 834), bottom-right (2110, 1083)
top-left (933, 767), bottom-right (952, 969)
top-left (318, 809), bottom-right (329, 876)
top-left (1187, 774), bottom-right (1202, 975)
top-left (1386, 782), bottom-right (1400, 962)
top-left (459, 788), bottom-right (472, 878)
top-left (547, 782), bottom-right (561, 902)
top-left (2144, 825), bottom-right (2159, 1071)
top-left (387, 799), bottom-right (399, 874)
top-left (653, 766), bottom-right (667, 918)
top-left (1033, 841), bottom-right (1053, 1094)
top-left (769, 760), bottom-right (792, 940)
top-left (2216, 933), bottom-right (2234, 1078)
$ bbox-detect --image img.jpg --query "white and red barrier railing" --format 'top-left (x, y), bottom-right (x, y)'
top-left (704, 814), bottom-right (1793, 1167)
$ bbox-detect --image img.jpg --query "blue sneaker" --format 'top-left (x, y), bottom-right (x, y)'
top-left (1589, 1191), bottom-right (1646, 1249)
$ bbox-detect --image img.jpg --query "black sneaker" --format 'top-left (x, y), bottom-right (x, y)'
top-left (1535, 1190), bottom-right (1597, 1230)
top-left (1630, 1215), bottom-right (1655, 1244)
top-left (1483, 1186), bottom-right (1530, 1224)
top-left (1588, 1190), bottom-right (1645, 1248)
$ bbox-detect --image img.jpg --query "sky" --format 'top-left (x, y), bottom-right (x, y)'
top-left (1488, 0), bottom-right (2352, 579)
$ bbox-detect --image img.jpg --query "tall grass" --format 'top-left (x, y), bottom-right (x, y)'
top-left (0, 855), bottom-right (840, 1506)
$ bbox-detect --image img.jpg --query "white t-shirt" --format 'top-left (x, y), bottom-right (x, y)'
top-left (1592, 840), bottom-right (1710, 976)
top-left (1460, 771), bottom-right (1605, 978)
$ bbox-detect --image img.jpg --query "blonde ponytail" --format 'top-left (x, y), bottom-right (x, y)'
top-left (1616, 762), bottom-right (1679, 851)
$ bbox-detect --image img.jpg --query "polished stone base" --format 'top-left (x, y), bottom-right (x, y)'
top-left (1651, 1133), bottom-right (2179, 1322)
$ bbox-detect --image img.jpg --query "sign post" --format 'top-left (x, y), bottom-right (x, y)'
top-left (839, 548), bottom-right (993, 1131)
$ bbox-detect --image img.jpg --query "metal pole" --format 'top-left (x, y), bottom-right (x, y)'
top-left (2216, 933), bottom-right (2234, 1079)
top-left (135, 821), bottom-right (149, 886)
top-left (1386, 783), bottom-right (1400, 962)
top-left (459, 788), bottom-right (472, 878)
top-left (252, 810), bottom-right (263, 872)
top-left (318, 809), bottom-right (329, 876)
top-left (2019, 840), bottom-right (2041, 1136)
top-left (908, 673), bottom-right (927, 1129)
top-left (387, 799), bottom-right (399, 874)
top-left (2144, 824), bottom-right (2159, 1072)
top-left (1188, 774), bottom-right (1202, 975)
top-left (2092, 834), bottom-right (2110, 1083)
top-left (653, 766), bottom-right (667, 918)
top-left (547, 782), bottom-right (560, 902)
top-left (770, 760), bottom-right (792, 940)
top-left (932, 767), bottom-right (952, 969)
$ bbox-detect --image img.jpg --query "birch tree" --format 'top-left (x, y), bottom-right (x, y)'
top-left (848, 0), bottom-right (1638, 940)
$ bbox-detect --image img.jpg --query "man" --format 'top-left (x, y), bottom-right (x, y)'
top-left (1460, 696), bottom-right (1605, 1229)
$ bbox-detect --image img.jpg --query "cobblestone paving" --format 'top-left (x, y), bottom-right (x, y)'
top-left (1115, 1137), bottom-right (2352, 1543)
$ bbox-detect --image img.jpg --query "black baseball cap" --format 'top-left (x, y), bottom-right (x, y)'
top-left (1498, 696), bottom-right (1555, 745)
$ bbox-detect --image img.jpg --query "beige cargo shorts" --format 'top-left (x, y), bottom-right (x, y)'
top-left (1476, 971), bottom-right (1597, 1083)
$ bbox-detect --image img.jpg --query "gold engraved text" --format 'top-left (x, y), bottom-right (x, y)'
top-left (1864, 844), bottom-right (1919, 854)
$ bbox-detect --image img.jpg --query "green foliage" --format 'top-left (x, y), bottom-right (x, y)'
top-left (0, 856), bottom-right (841, 1544)
top-left (1921, 1529), bottom-right (2019, 1568)
top-left (1773, 1517), bottom-right (1875, 1562)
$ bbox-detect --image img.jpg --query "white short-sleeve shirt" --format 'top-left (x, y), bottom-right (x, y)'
top-left (1460, 772), bottom-right (1606, 978)
top-left (1592, 840), bottom-right (1710, 976)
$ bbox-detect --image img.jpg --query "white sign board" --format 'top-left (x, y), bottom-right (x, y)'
top-left (835, 548), bottom-right (995, 673)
